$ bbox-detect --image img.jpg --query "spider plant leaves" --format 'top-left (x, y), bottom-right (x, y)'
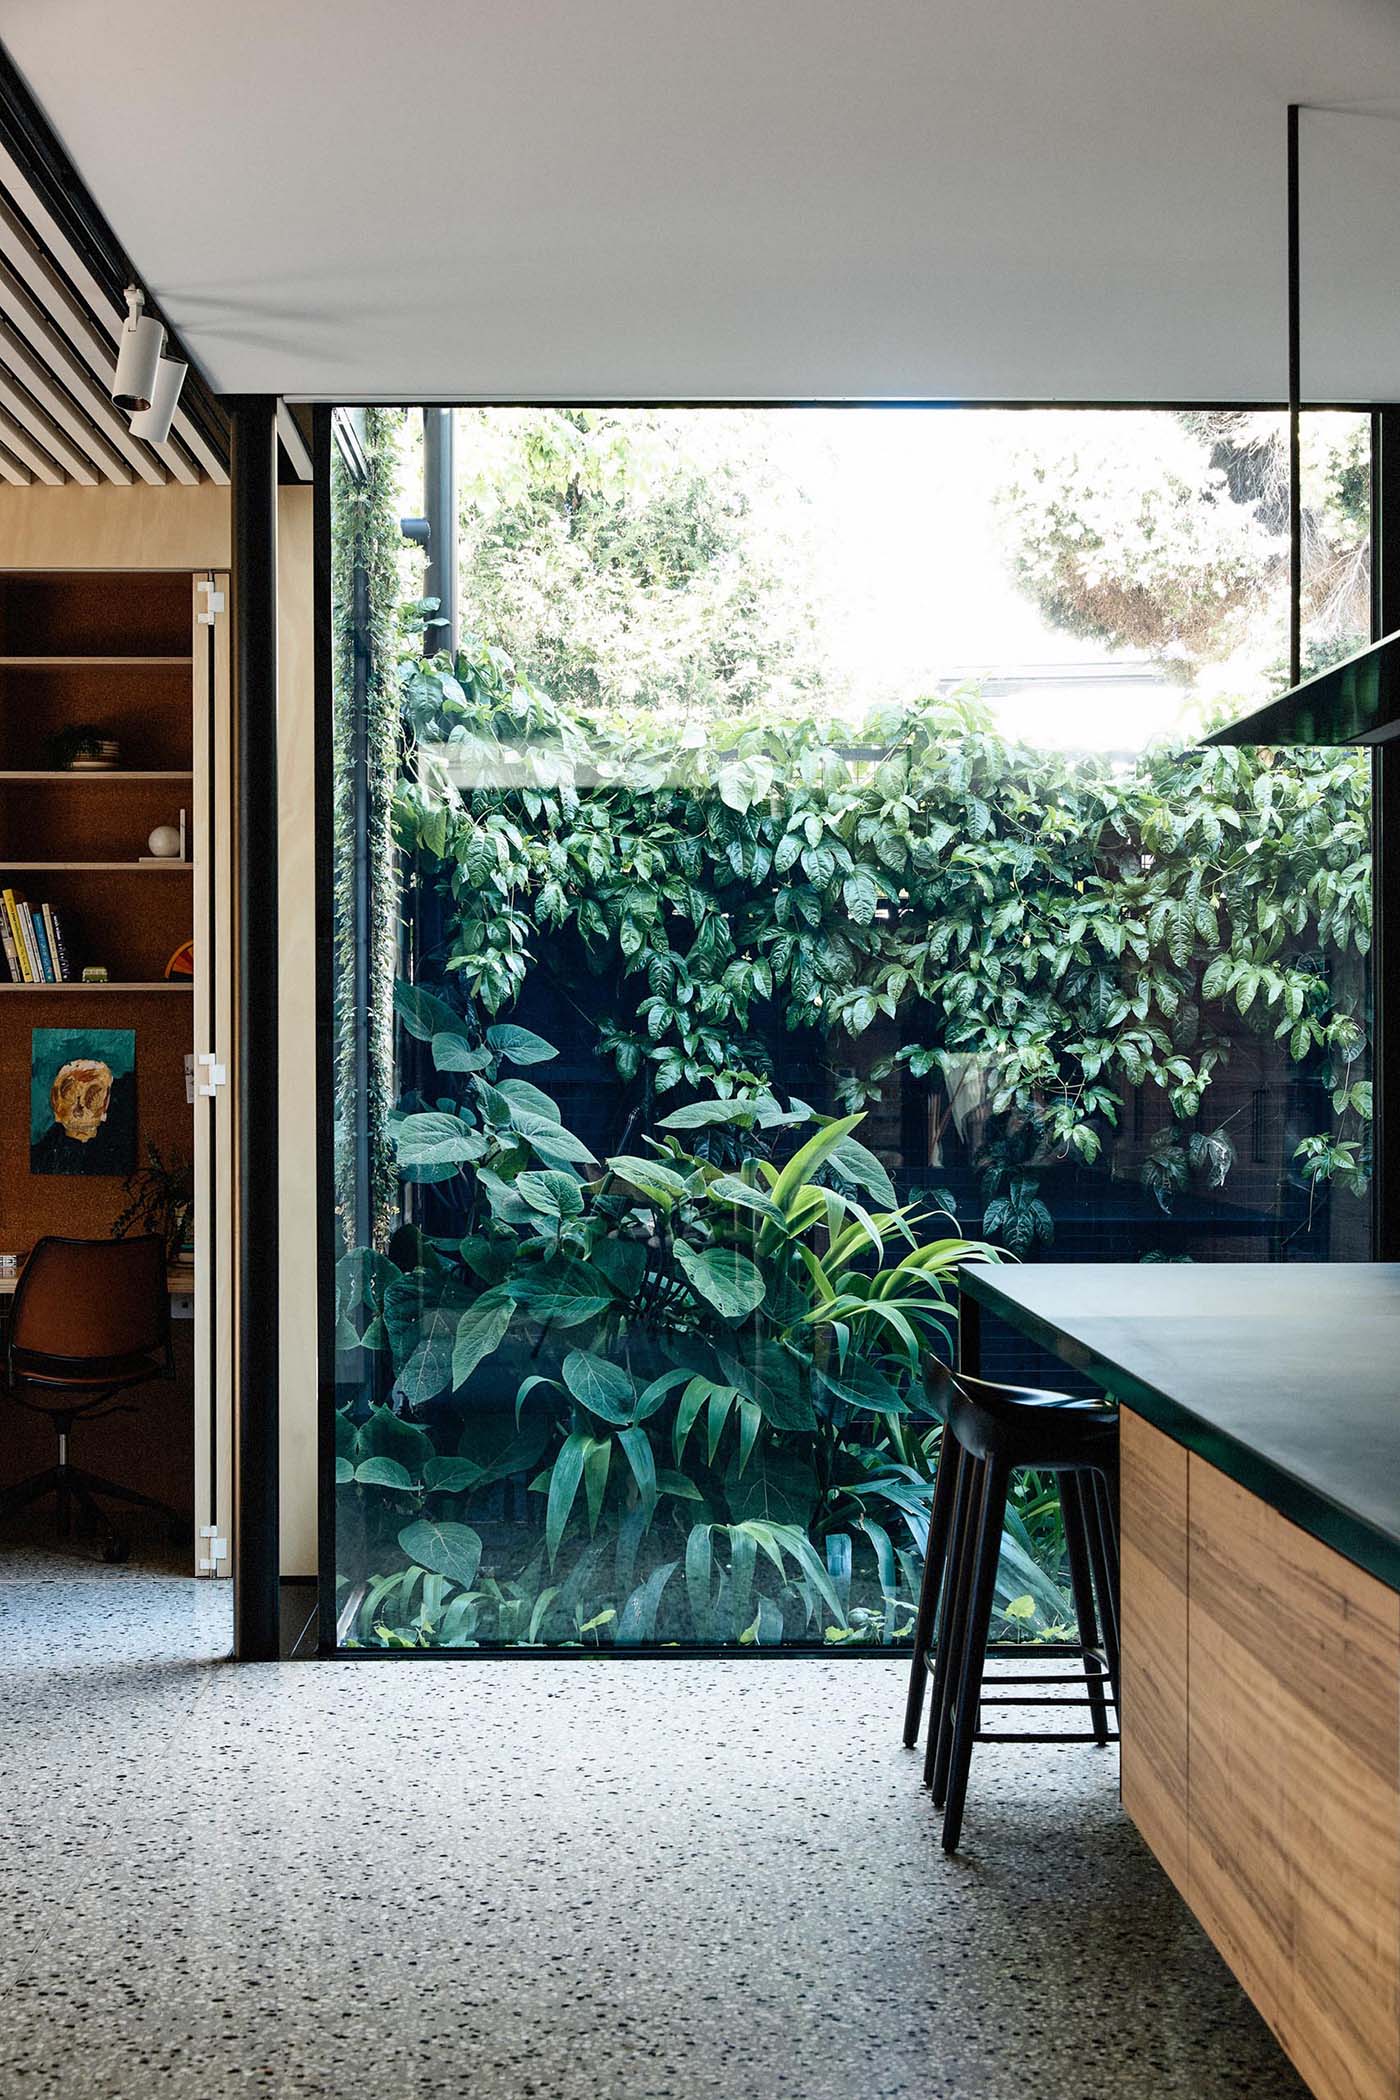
top-left (673, 1242), bottom-right (765, 1321)
top-left (544, 1431), bottom-right (594, 1564)
top-left (397, 1517), bottom-right (483, 1589)
top-left (616, 1560), bottom-right (678, 1644)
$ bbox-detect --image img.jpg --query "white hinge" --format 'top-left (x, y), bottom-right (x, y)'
top-left (197, 580), bottom-right (225, 625)
top-left (198, 1525), bottom-right (228, 1574)
top-left (197, 1053), bottom-right (227, 1098)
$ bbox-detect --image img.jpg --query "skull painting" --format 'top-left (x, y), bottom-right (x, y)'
top-left (50, 1059), bottom-right (113, 1143)
top-left (31, 1029), bottom-right (136, 1177)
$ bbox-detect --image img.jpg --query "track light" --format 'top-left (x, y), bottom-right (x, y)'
top-left (129, 355), bottom-right (187, 445)
top-left (112, 285), bottom-right (165, 412)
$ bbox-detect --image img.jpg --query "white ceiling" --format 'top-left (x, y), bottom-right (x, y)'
top-left (2, 0), bottom-right (1400, 403)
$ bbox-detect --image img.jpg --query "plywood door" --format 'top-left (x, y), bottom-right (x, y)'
top-left (192, 573), bottom-right (233, 1576)
top-left (1188, 1458), bottom-right (1400, 2100)
top-left (1119, 1410), bottom-right (1190, 1899)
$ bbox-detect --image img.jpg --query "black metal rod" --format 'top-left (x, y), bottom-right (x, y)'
top-left (1373, 409), bottom-right (1400, 1259)
top-left (1287, 104), bottom-right (1302, 691)
top-left (230, 396), bottom-right (281, 1661)
top-left (423, 407), bottom-right (457, 656)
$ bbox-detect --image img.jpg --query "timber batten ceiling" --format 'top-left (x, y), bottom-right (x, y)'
top-left (0, 44), bottom-right (227, 486)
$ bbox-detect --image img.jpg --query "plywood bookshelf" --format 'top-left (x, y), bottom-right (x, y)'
top-left (0, 571), bottom-right (195, 1247)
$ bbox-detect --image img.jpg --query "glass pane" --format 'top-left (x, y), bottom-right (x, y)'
top-left (330, 406), bottom-right (1371, 1652)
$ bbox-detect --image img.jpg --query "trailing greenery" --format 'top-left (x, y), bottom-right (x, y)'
top-left (331, 408), bottom-right (405, 1250)
top-left (392, 638), bottom-right (1372, 1246)
top-left (335, 1019), bottom-right (1047, 1649)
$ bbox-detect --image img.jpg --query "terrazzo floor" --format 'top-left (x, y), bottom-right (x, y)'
top-left (0, 1543), bottom-right (1307, 2100)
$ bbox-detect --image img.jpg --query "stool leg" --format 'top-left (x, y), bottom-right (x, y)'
top-left (1085, 1470), bottom-right (1121, 1712)
top-left (1060, 1473), bottom-right (1110, 1747)
top-left (941, 1453), bottom-right (1010, 1853)
top-left (903, 1430), bottom-right (961, 1747)
top-left (926, 1449), bottom-right (979, 1796)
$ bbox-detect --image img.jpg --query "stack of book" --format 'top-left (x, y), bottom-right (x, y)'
top-left (1, 889), bottom-right (74, 983)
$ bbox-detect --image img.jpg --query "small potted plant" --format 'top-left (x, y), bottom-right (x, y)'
top-left (113, 1143), bottom-right (194, 1264)
top-left (48, 723), bottom-right (120, 770)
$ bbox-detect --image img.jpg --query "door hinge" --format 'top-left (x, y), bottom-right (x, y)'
top-left (198, 1526), bottom-right (228, 1574)
top-left (196, 1053), bottom-right (227, 1097)
top-left (197, 580), bottom-right (225, 625)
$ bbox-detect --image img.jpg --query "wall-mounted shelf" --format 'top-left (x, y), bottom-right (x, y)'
top-left (0, 654), bottom-right (193, 668)
top-left (0, 979), bottom-right (191, 993)
top-left (0, 860), bottom-right (192, 872)
top-left (0, 769), bottom-right (194, 782)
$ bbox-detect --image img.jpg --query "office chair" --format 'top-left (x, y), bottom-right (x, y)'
top-left (0, 1235), bottom-right (180, 1562)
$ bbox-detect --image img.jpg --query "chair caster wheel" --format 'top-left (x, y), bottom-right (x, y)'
top-left (102, 1537), bottom-right (130, 1564)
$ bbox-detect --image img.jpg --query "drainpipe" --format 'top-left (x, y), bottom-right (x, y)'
top-left (422, 408), bottom-right (457, 659)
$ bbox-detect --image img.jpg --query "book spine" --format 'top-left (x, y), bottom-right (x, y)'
top-left (23, 904), bottom-right (50, 982)
top-left (3, 891), bottom-right (32, 982)
top-left (42, 904), bottom-right (60, 982)
top-left (31, 907), bottom-right (55, 984)
top-left (44, 905), bottom-right (70, 983)
top-left (0, 906), bottom-right (18, 983)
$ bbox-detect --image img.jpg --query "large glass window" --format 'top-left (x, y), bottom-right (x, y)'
top-left (330, 407), bottom-right (1372, 1652)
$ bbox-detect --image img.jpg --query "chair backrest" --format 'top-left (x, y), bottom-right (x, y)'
top-left (10, 1235), bottom-right (167, 1365)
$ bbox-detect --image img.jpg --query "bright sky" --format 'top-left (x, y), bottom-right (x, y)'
top-left (756, 408), bottom-right (1190, 751)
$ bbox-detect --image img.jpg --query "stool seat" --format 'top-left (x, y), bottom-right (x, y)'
top-left (927, 1362), bottom-right (1117, 1468)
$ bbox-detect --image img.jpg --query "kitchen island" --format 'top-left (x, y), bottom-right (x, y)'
top-left (959, 1262), bottom-right (1400, 2100)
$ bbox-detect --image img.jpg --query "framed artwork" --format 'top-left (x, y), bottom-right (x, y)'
top-left (30, 1027), bottom-right (136, 1177)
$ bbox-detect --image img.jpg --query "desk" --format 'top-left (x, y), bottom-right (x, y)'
top-left (961, 1262), bottom-right (1400, 2100)
top-left (0, 1267), bottom-right (194, 1318)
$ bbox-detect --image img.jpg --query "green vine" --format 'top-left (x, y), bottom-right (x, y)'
top-left (393, 638), bottom-right (1372, 1231)
top-left (331, 408), bottom-right (405, 1251)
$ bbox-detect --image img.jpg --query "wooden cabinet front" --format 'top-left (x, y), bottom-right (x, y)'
top-left (1120, 1410), bottom-right (1190, 1898)
top-left (1188, 1460), bottom-right (1400, 2100)
top-left (1120, 1407), bottom-right (1400, 2100)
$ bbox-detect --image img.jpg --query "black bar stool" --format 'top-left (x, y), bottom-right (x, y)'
top-left (905, 1361), bottom-right (1119, 1853)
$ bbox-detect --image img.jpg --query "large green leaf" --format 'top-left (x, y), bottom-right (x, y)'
top-left (673, 1242), bottom-right (765, 1321)
top-left (431, 1033), bottom-right (492, 1073)
top-left (485, 1022), bottom-right (558, 1065)
top-left (825, 1133), bottom-right (898, 1209)
top-left (398, 1518), bottom-right (483, 1588)
top-left (813, 1352), bottom-right (910, 1415)
top-left (394, 979), bottom-right (464, 1043)
top-left (511, 1111), bottom-right (594, 1165)
top-left (451, 1288), bottom-right (514, 1390)
top-left (354, 1456), bottom-right (415, 1490)
top-left (353, 1404), bottom-right (436, 1472)
top-left (394, 1112), bottom-right (486, 1180)
top-left (604, 1155), bottom-right (690, 1207)
top-left (719, 1340), bottom-right (816, 1432)
top-left (724, 1444), bottom-right (818, 1528)
top-left (514, 1168), bottom-right (583, 1218)
top-left (545, 1431), bottom-right (592, 1563)
top-left (506, 1260), bottom-right (614, 1326)
top-left (561, 1348), bottom-right (636, 1424)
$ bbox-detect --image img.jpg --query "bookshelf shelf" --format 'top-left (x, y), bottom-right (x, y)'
top-left (0, 980), bottom-right (191, 992)
top-left (0, 860), bottom-right (193, 872)
top-left (0, 654), bottom-right (193, 667)
top-left (0, 769), bottom-right (194, 782)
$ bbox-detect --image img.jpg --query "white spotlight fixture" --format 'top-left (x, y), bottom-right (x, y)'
top-left (129, 355), bottom-right (188, 445)
top-left (112, 285), bottom-right (165, 412)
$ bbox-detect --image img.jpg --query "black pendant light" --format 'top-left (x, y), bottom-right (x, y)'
top-left (1207, 105), bottom-right (1399, 748)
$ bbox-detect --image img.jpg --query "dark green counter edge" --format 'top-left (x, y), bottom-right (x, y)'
top-left (959, 1266), bottom-right (1400, 1596)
